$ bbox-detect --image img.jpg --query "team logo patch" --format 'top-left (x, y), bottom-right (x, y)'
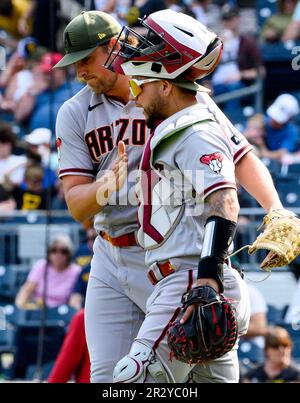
top-left (200, 152), bottom-right (224, 174)
top-left (231, 135), bottom-right (241, 145)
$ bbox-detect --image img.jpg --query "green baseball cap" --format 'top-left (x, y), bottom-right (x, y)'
top-left (54, 11), bottom-right (122, 68)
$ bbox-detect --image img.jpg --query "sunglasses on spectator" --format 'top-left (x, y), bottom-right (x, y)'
top-left (129, 78), bottom-right (160, 98)
top-left (49, 248), bottom-right (69, 255)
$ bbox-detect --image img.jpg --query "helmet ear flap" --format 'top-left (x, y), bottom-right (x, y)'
top-left (185, 38), bottom-right (223, 81)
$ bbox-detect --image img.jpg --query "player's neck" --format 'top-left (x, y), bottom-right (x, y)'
top-left (164, 97), bottom-right (198, 118)
top-left (105, 75), bottom-right (131, 105)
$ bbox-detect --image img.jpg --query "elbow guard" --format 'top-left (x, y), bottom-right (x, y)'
top-left (198, 216), bottom-right (237, 293)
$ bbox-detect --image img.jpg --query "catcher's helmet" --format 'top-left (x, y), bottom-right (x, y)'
top-left (105, 9), bottom-right (223, 81)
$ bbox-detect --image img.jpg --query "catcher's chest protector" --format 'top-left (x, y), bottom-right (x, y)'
top-left (136, 105), bottom-right (215, 250)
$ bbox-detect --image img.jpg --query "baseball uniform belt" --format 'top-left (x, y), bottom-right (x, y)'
top-left (147, 260), bottom-right (175, 285)
top-left (99, 231), bottom-right (138, 247)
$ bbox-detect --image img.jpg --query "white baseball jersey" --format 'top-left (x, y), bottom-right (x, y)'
top-left (136, 103), bottom-right (252, 267)
top-left (56, 85), bottom-right (150, 237)
top-left (56, 85), bottom-right (251, 238)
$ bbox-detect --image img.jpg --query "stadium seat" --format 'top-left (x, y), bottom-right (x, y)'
top-left (7, 306), bottom-right (76, 328)
top-left (267, 305), bottom-right (285, 325)
top-left (276, 323), bottom-right (300, 363)
top-left (0, 265), bottom-right (29, 303)
top-left (25, 361), bottom-right (55, 381)
top-left (273, 175), bottom-right (300, 208)
top-left (46, 305), bottom-right (77, 326)
top-left (287, 164), bottom-right (300, 175)
top-left (4, 306), bottom-right (76, 379)
top-left (8, 325), bottom-right (65, 380)
top-left (0, 328), bottom-right (15, 354)
top-left (18, 225), bottom-right (72, 261)
top-left (262, 159), bottom-right (282, 176)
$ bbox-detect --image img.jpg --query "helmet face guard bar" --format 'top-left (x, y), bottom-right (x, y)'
top-left (104, 10), bottom-right (222, 81)
top-left (104, 18), bottom-right (184, 74)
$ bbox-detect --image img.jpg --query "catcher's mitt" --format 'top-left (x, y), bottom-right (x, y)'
top-left (167, 285), bottom-right (238, 364)
top-left (246, 209), bottom-right (300, 270)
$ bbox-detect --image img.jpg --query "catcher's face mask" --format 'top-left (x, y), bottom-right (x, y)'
top-left (104, 9), bottom-right (222, 81)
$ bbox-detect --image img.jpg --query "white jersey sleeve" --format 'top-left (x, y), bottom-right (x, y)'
top-left (173, 120), bottom-right (236, 199)
top-left (197, 92), bottom-right (253, 164)
top-left (56, 101), bottom-right (95, 179)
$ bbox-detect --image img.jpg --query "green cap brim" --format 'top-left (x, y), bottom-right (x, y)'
top-left (53, 46), bottom-right (97, 68)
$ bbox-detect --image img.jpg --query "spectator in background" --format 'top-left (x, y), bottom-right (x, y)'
top-left (0, 123), bottom-right (26, 186)
top-left (94, 0), bottom-right (126, 25)
top-left (95, 0), bottom-right (116, 14)
top-left (3, 164), bottom-right (56, 210)
top-left (126, 0), bottom-right (167, 27)
top-left (261, 0), bottom-right (298, 43)
top-left (0, 37), bottom-right (34, 91)
top-left (265, 94), bottom-right (300, 154)
top-left (14, 52), bottom-right (83, 133)
top-left (243, 326), bottom-right (300, 383)
top-left (283, 0), bottom-right (300, 41)
top-left (189, 0), bottom-right (212, 25)
top-left (18, 0), bottom-right (61, 50)
top-left (69, 227), bottom-right (96, 310)
top-left (0, 123), bottom-right (27, 211)
top-left (48, 309), bottom-right (90, 383)
top-left (243, 114), bottom-right (289, 161)
top-left (0, 0), bottom-right (32, 39)
top-left (0, 40), bottom-right (46, 115)
top-left (243, 284), bottom-right (268, 350)
top-left (24, 127), bottom-right (58, 183)
top-left (16, 234), bottom-right (81, 308)
top-left (281, 148), bottom-right (300, 165)
top-left (211, 4), bottom-right (264, 111)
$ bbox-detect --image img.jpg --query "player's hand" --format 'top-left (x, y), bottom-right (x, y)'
top-left (112, 141), bottom-right (128, 191)
top-left (96, 141), bottom-right (128, 204)
top-left (180, 278), bottom-right (220, 324)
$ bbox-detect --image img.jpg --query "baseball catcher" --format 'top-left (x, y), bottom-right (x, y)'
top-left (167, 285), bottom-right (238, 364)
top-left (234, 209), bottom-right (300, 270)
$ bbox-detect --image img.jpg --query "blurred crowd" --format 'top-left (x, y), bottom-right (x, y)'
top-left (0, 0), bottom-right (300, 214)
top-left (0, 0), bottom-right (300, 383)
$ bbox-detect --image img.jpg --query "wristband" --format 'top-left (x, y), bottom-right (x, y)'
top-left (198, 216), bottom-right (237, 292)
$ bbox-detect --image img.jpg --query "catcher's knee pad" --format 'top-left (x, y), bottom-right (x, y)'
top-left (113, 340), bottom-right (169, 383)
